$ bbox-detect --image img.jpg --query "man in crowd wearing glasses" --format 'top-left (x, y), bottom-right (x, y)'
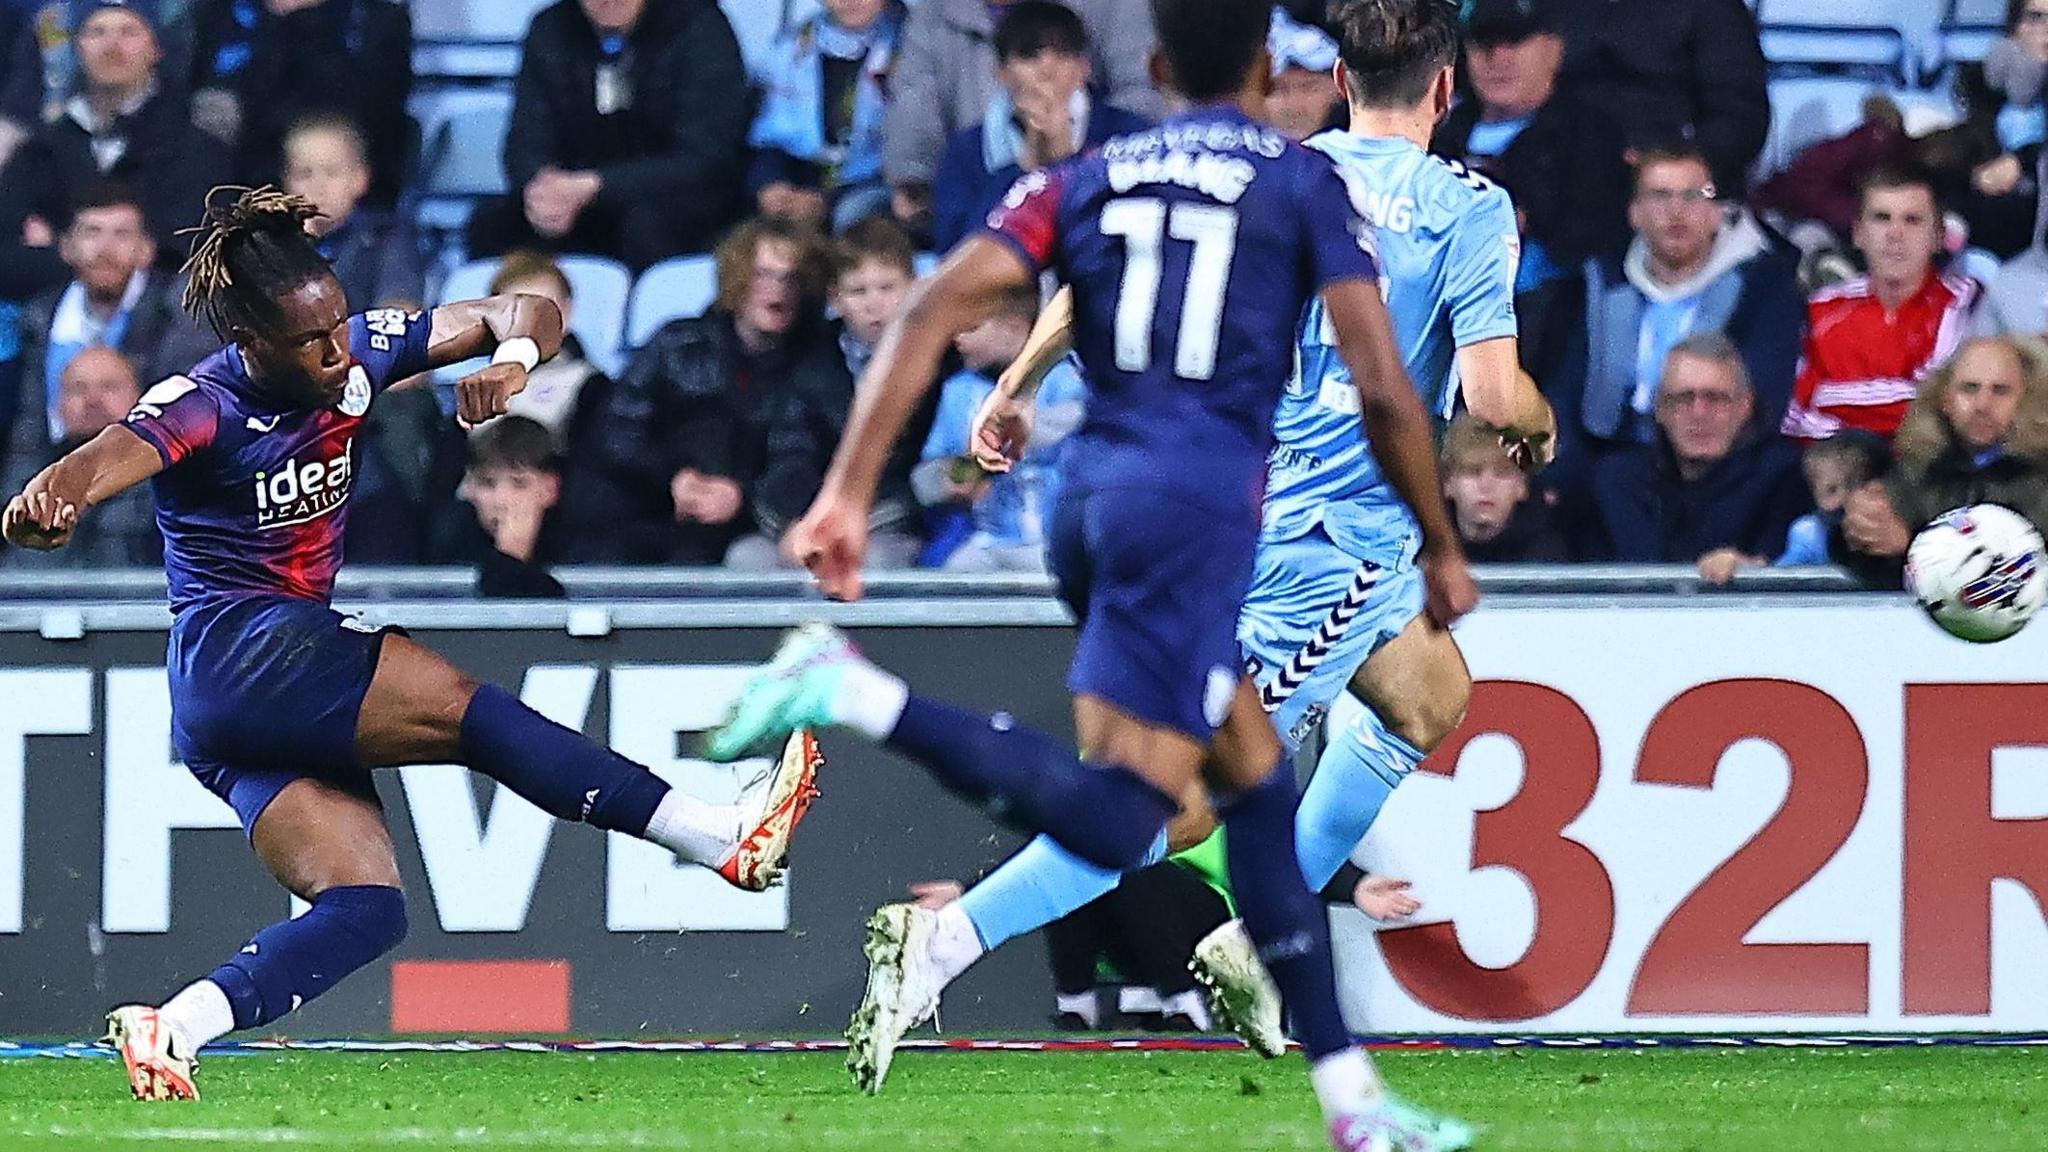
top-left (1532, 142), bottom-right (1802, 494)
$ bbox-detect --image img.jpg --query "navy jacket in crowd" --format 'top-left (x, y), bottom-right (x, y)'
top-left (1587, 426), bottom-right (1811, 563)
top-left (929, 102), bottom-right (1151, 252)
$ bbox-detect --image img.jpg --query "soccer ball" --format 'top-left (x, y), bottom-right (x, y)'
top-left (1905, 504), bottom-right (2048, 643)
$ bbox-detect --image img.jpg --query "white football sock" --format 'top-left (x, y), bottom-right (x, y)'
top-left (1309, 1048), bottom-right (1387, 1122)
top-left (828, 660), bottom-right (909, 741)
top-left (644, 789), bottom-right (737, 865)
top-left (159, 979), bottom-right (236, 1050)
top-left (1055, 992), bottom-right (1101, 1028)
top-left (929, 901), bottom-right (986, 985)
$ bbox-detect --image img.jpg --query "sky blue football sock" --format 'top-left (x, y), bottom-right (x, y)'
top-left (1293, 706), bottom-right (1423, 892)
top-left (960, 830), bottom-right (1169, 951)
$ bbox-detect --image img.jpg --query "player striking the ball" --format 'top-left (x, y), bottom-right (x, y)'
top-left (705, 0), bottom-right (1477, 1147)
top-left (841, 0), bottom-right (1554, 1077)
top-left (2, 188), bottom-right (821, 1102)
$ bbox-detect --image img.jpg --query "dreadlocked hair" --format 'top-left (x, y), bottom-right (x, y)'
top-left (178, 185), bottom-right (333, 341)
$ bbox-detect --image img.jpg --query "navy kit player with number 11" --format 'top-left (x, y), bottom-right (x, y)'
top-left (704, 1), bottom-right (1476, 1146)
top-left (1, 189), bottom-right (822, 1102)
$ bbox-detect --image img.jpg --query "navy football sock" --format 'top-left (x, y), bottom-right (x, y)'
top-left (458, 683), bottom-right (671, 835)
top-left (209, 885), bottom-right (408, 1031)
top-left (885, 694), bottom-right (1178, 871)
top-left (1218, 767), bottom-right (1352, 1061)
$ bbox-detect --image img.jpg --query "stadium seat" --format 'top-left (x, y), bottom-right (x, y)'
top-left (1959, 246), bottom-right (2003, 287)
top-left (438, 255), bottom-right (634, 380)
top-left (414, 91), bottom-right (513, 238)
top-left (1753, 77), bottom-right (1881, 182)
top-left (1759, 24), bottom-right (1914, 85)
top-left (626, 255), bottom-right (720, 349)
top-left (412, 0), bottom-right (550, 82)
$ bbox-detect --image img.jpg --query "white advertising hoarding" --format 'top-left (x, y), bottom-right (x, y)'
top-left (1334, 598), bottom-right (2048, 1032)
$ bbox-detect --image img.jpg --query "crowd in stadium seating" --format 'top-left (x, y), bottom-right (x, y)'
top-left (0, 0), bottom-right (2046, 592)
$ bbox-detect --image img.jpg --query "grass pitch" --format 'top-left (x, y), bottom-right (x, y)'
top-left (2, 1045), bottom-right (2043, 1151)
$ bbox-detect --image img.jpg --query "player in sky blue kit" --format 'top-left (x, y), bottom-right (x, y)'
top-left (1, 188), bottom-right (822, 1102)
top-left (703, 1), bottom-right (1477, 1146)
top-left (825, 0), bottom-right (1555, 1115)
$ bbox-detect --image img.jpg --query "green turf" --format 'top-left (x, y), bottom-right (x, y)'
top-left (2, 1047), bottom-right (2043, 1151)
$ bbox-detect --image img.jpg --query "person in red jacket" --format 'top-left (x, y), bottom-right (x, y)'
top-left (1781, 167), bottom-right (1980, 443)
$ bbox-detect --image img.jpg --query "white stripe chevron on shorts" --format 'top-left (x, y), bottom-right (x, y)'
top-left (1257, 562), bottom-right (1385, 713)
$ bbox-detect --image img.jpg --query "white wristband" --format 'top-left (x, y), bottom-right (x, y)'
top-left (491, 336), bottom-right (541, 371)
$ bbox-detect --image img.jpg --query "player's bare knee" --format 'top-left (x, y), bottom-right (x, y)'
top-left (1397, 676), bottom-right (1469, 753)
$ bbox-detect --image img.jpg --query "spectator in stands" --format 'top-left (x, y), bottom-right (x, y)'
top-left (284, 112), bottom-right (422, 311)
top-left (1985, 0), bottom-right (2048, 154)
top-left (0, 1), bottom-right (230, 267)
top-left (1697, 429), bottom-right (1888, 584)
top-left (1841, 336), bottom-right (2048, 587)
top-left (1432, 0), bottom-right (1628, 280)
top-left (486, 250), bottom-right (608, 453)
top-left (1978, 167), bottom-right (2048, 338)
top-left (930, 2), bottom-right (1149, 253)
top-left (883, 0), bottom-right (1162, 237)
top-left (0, 4), bottom-right (39, 171)
top-left (915, 285), bottom-right (1088, 572)
top-left (1441, 415), bottom-right (1564, 563)
top-left (181, 0), bottom-right (414, 207)
top-left (564, 217), bottom-right (830, 565)
top-left (1754, 96), bottom-right (1915, 260)
top-left (6, 182), bottom-right (214, 476)
top-left (741, 216), bottom-right (929, 571)
top-left (1544, 0), bottom-right (1768, 198)
top-left (1587, 332), bottom-right (1809, 564)
top-left (1264, 6), bottom-right (1340, 143)
top-left (0, 345), bottom-right (158, 566)
top-left (746, 0), bottom-right (905, 234)
top-left (1537, 145), bottom-right (1802, 482)
top-left (432, 415), bottom-right (569, 598)
top-left (468, 0), bottom-right (750, 272)
top-left (1782, 169), bottom-right (1980, 444)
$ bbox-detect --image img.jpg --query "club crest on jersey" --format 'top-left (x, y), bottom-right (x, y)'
top-left (338, 366), bottom-right (371, 417)
top-left (254, 438), bottom-right (353, 530)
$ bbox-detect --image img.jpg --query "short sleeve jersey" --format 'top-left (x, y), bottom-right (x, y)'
top-left (981, 105), bottom-right (1382, 516)
top-left (122, 309), bottom-right (433, 611)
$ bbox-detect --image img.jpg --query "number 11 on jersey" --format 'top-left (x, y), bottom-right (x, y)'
top-left (1101, 198), bottom-right (1239, 381)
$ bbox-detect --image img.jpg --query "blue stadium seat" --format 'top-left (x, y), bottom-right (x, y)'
top-left (438, 255), bottom-right (634, 380)
top-left (1759, 24), bottom-right (1914, 85)
top-left (1754, 77), bottom-right (1881, 181)
top-left (415, 91), bottom-right (513, 238)
top-left (412, 0), bottom-right (550, 82)
top-left (626, 255), bottom-right (720, 349)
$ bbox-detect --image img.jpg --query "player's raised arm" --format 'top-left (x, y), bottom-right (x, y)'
top-left (2, 424), bottom-right (165, 551)
top-left (975, 285), bottom-right (1077, 472)
top-left (796, 235), bottom-right (1036, 597)
top-left (1322, 278), bottom-right (1478, 626)
top-left (425, 294), bottom-right (567, 427)
top-left (1457, 338), bottom-right (1556, 470)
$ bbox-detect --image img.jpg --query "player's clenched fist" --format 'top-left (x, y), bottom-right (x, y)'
top-left (3, 487), bottom-right (80, 550)
top-left (969, 388), bottom-right (1034, 474)
top-left (1419, 544), bottom-right (1480, 629)
top-left (454, 363), bottom-right (528, 429)
top-left (784, 489), bottom-right (872, 603)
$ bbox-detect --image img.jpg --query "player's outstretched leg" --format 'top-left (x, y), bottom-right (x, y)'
top-left (1199, 616), bottom-right (1471, 1065)
top-left (704, 624), bottom-right (1177, 872)
top-left (359, 634), bottom-right (820, 891)
top-left (1204, 678), bottom-right (1472, 1152)
top-left (846, 832), bottom-right (1169, 1093)
top-left (109, 780), bottom-right (406, 1101)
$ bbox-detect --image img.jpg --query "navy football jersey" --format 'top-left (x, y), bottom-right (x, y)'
top-left (982, 105), bottom-right (1382, 514)
top-left (122, 310), bottom-right (433, 611)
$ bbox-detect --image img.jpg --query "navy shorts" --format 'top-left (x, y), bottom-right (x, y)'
top-left (168, 595), bottom-right (399, 836)
top-left (1047, 480), bottom-right (1257, 741)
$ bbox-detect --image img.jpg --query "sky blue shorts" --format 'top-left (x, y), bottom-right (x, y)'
top-left (1237, 525), bottom-right (1423, 752)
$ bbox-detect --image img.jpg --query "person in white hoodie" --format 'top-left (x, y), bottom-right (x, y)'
top-left (1531, 143), bottom-right (1804, 494)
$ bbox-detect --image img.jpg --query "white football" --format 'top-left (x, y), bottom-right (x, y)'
top-left (1905, 503), bottom-right (2048, 643)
